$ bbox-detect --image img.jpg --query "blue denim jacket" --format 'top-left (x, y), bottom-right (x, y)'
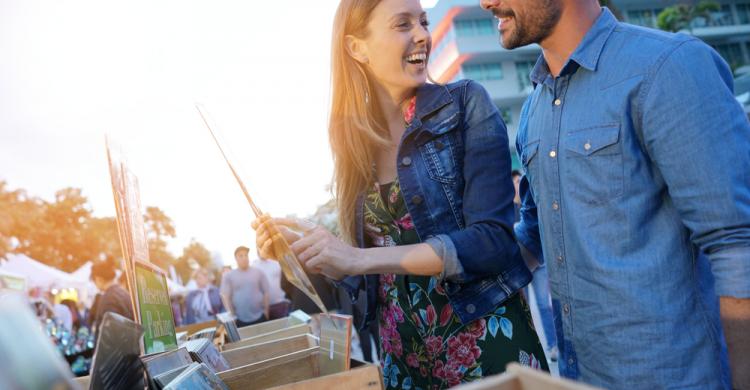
top-left (515, 9), bottom-right (750, 389)
top-left (340, 80), bottom-right (532, 331)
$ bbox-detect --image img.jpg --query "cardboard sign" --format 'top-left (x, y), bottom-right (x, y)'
top-left (135, 261), bottom-right (177, 354)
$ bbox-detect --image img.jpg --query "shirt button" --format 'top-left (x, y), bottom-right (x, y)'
top-left (401, 157), bottom-right (412, 166)
top-left (552, 201), bottom-right (559, 210)
top-left (434, 141), bottom-right (445, 151)
top-left (556, 255), bottom-right (564, 264)
top-left (466, 304), bottom-right (476, 314)
top-left (411, 195), bottom-right (423, 205)
top-left (584, 142), bottom-right (592, 151)
top-left (563, 304), bottom-right (570, 314)
top-left (568, 357), bottom-right (575, 366)
top-left (549, 150), bottom-right (557, 158)
top-left (554, 98), bottom-right (561, 106)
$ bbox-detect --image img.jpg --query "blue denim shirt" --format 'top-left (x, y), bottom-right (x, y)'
top-left (515, 8), bottom-right (750, 389)
top-left (341, 80), bottom-right (532, 331)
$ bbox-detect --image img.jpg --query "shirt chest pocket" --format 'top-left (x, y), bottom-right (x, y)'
top-left (563, 123), bottom-right (623, 205)
top-left (419, 114), bottom-right (462, 184)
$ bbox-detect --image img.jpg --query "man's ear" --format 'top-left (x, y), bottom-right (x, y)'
top-left (345, 34), bottom-right (369, 64)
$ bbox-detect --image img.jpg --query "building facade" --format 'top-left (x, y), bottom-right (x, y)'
top-left (426, 0), bottom-right (750, 165)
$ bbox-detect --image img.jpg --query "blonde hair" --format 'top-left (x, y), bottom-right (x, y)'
top-left (329, 0), bottom-right (390, 244)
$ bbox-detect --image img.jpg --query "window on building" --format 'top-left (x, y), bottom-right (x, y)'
top-left (462, 63), bottom-right (503, 81)
top-left (708, 4), bottom-right (735, 26)
top-left (454, 18), bottom-right (496, 37)
top-left (738, 3), bottom-right (750, 25)
top-left (515, 61), bottom-right (536, 92)
top-left (712, 42), bottom-right (746, 70)
top-left (627, 9), bottom-right (657, 28)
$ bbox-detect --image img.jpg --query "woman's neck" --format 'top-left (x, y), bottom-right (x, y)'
top-left (373, 83), bottom-right (415, 128)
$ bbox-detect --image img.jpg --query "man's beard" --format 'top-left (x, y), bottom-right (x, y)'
top-left (500, 1), bottom-right (562, 49)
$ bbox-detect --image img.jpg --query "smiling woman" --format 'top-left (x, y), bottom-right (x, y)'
top-left (253, 0), bottom-right (549, 388)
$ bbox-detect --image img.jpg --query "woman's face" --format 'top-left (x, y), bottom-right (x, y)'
top-left (359, 0), bottom-right (431, 96)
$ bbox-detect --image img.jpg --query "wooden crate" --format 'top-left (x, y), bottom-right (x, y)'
top-left (218, 351), bottom-right (382, 390)
top-left (176, 319), bottom-right (218, 337)
top-left (222, 323), bottom-right (311, 351)
top-left (73, 375), bottom-right (90, 389)
top-left (237, 317), bottom-right (290, 339)
top-left (454, 363), bottom-right (602, 390)
top-left (220, 334), bottom-right (317, 368)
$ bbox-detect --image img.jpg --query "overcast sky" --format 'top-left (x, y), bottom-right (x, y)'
top-left (1, 0), bottom-right (438, 268)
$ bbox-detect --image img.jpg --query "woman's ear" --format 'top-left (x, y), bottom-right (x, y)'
top-left (345, 34), bottom-right (369, 64)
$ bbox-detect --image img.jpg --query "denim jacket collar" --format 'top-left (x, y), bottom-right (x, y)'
top-left (412, 83), bottom-right (454, 134)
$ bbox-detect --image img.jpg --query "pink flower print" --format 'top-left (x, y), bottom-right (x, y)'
top-left (390, 302), bottom-right (405, 322)
top-left (411, 312), bottom-right (422, 329)
top-left (425, 335), bottom-right (444, 357)
top-left (435, 281), bottom-right (447, 296)
top-left (396, 214), bottom-right (415, 230)
top-left (466, 318), bottom-right (486, 340)
top-left (389, 189), bottom-right (399, 204)
top-left (439, 304), bottom-right (453, 326)
top-left (426, 304), bottom-right (437, 326)
top-left (403, 96), bottom-right (416, 124)
top-left (447, 332), bottom-right (482, 367)
top-left (432, 359), bottom-right (445, 379)
top-left (406, 353), bottom-right (420, 368)
top-left (443, 361), bottom-right (463, 387)
top-left (433, 360), bottom-right (462, 387)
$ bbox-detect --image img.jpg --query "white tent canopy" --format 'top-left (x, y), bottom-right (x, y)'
top-left (0, 253), bottom-right (81, 290)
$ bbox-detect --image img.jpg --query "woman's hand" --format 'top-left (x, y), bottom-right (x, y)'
top-left (290, 226), bottom-right (362, 280)
top-left (251, 214), bottom-right (309, 261)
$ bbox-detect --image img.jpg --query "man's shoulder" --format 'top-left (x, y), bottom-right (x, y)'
top-left (606, 22), bottom-right (701, 69)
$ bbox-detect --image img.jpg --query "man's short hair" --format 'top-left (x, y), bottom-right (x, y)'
top-left (234, 246), bottom-right (250, 258)
top-left (90, 261), bottom-right (117, 282)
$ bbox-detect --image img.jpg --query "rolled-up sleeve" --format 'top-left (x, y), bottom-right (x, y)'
top-left (444, 80), bottom-right (524, 281)
top-left (640, 39), bottom-right (750, 298)
top-left (425, 234), bottom-right (465, 283)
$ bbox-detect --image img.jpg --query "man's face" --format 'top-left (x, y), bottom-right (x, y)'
top-left (480, 0), bottom-right (563, 49)
top-left (235, 251), bottom-right (249, 270)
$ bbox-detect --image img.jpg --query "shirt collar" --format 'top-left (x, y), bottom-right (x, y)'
top-left (530, 7), bottom-right (618, 85)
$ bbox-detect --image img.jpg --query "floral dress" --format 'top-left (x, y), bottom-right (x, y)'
top-left (366, 98), bottom-right (548, 389)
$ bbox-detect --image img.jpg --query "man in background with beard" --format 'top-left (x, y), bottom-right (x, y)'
top-left (479, 0), bottom-right (750, 388)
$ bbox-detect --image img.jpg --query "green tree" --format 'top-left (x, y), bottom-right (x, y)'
top-left (144, 206), bottom-right (177, 272)
top-left (657, 1), bottom-right (720, 33)
top-left (175, 238), bottom-right (213, 282)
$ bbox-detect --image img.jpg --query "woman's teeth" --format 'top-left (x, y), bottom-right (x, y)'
top-left (406, 53), bottom-right (427, 64)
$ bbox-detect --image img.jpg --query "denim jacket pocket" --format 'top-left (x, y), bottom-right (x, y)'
top-left (563, 123), bottom-right (624, 204)
top-left (419, 118), bottom-right (461, 184)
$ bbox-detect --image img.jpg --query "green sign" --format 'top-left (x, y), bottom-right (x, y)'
top-left (134, 262), bottom-right (177, 354)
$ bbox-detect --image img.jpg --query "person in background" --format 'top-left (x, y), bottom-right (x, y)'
top-left (184, 268), bottom-right (224, 325)
top-left (90, 261), bottom-right (134, 334)
top-left (221, 246), bottom-right (270, 327)
top-left (252, 250), bottom-right (290, 319)
top-left (59, 299), bottom-right (81, 333)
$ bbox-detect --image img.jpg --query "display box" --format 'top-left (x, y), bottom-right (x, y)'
top-left (454, 363), bottom-right (602, 390)
top-left (222, 323), bottom-right (311, 351)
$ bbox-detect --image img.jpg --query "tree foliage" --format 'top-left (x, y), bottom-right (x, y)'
top-left (0, 181), bottom-right (214, 279)
top-left (657, 1), bottom-right (720, 33)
